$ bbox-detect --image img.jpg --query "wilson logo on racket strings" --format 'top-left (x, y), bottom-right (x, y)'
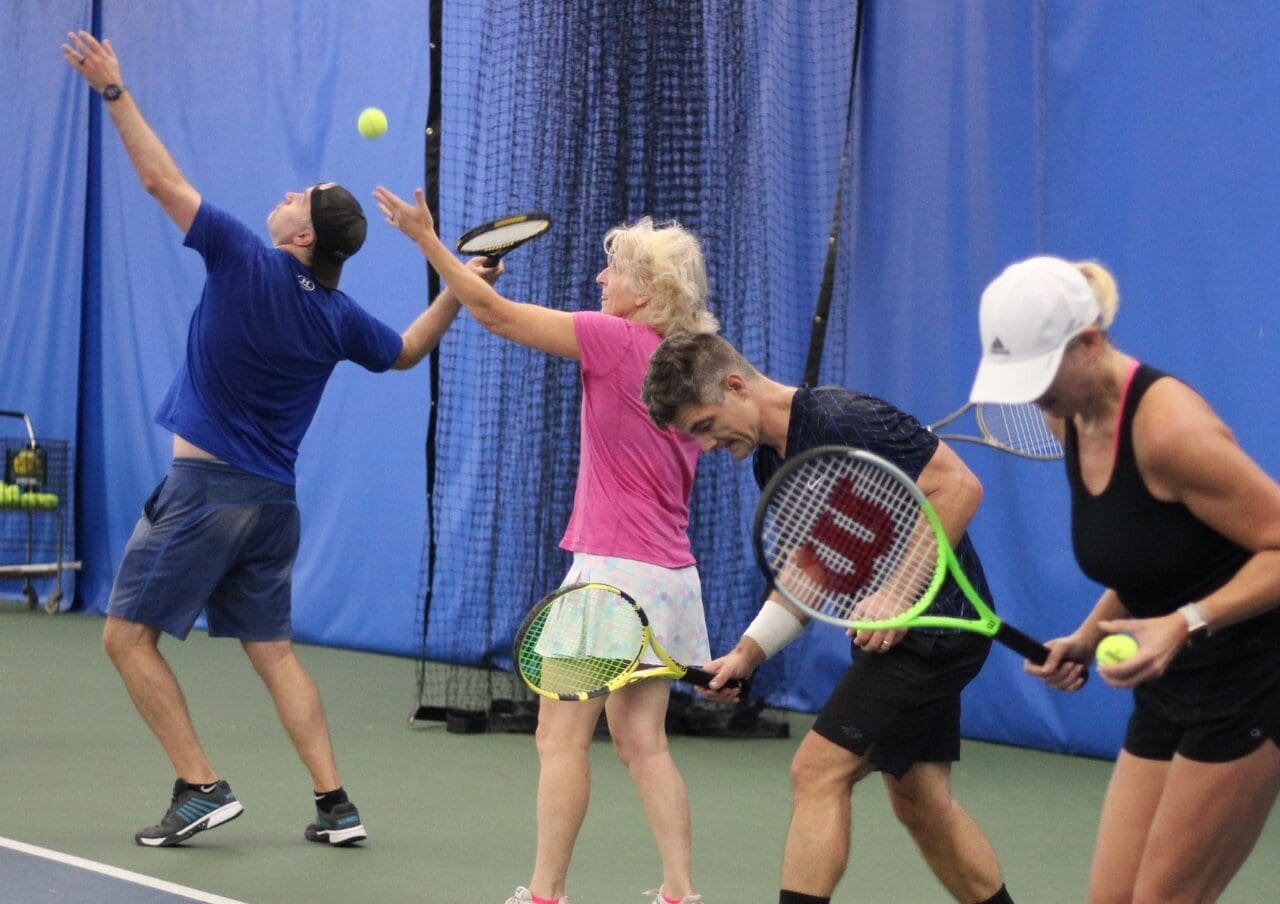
top-left (801, 476), bottom-right (895, 596)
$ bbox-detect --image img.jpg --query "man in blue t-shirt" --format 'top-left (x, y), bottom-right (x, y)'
top-left (642, 332), bottom-right (1017, 904)
top-left (65, 30), bottom-right (498, 848)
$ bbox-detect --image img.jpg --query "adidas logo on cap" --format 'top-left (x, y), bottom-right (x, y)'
top-left (988, 337), bottom-right (1010, 355)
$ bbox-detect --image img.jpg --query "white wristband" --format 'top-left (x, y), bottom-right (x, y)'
top-left (744, 600), bottom-right (805, 659)
top-left (1178, 601), bottom-right (1211, 637)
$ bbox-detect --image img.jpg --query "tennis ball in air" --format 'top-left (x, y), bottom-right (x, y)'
top-left (357, 107), bottom-right (387, 139)
top-left (1096, 633), bottom-right (1138, 665)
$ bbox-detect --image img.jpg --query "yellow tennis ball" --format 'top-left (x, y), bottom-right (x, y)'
top-left (1096, 633), bottom-right (1138, 665)
top-left (357, 107), bottom-right (387, 139)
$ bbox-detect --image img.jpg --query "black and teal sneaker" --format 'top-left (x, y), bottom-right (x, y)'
top-left (135, 779), bottom-right (243, 847)
top-left (304, 800), bottom-right (367, 846)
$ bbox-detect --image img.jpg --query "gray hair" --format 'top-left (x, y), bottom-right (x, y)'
top-left (642, 332), bottom-right (758, 428)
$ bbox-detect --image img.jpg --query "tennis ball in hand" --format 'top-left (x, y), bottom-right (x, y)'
top-left (1095, 633), bottom-right (1138, 665)
top-left (357, 107), bottom-right (387, 139)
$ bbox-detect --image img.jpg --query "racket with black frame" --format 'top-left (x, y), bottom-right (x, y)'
top-left (928, 401), bottom-right (1063, 461)
top-left (514, 581), bottom-right (747, 701)
top-left (753, 445), bottom-right (1059, 665)
top-left (455, 211), bottom-right (552, 266)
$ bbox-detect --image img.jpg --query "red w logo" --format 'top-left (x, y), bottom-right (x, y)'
top-left (797, 476), bottom-right (895, 597)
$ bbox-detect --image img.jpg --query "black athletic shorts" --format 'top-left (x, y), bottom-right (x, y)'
top-left (812, 630), bottom-right (991, 779)
top-left (1124, 664), bottom-right (1280, 763)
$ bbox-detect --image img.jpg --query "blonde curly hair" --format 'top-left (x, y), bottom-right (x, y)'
top-left (603, 217), bottom-right (719, 337)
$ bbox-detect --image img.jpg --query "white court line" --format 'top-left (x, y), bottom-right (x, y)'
top-left (0, 835), bottom-right (249, 904)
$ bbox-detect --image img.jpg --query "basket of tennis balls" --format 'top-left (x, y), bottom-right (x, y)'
top-left (0, 482), bottom-right (59, 509)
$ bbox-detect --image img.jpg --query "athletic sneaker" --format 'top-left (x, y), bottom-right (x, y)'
top-left (644, 890), bottom-right (704, 904)
top-left (505, 887), bottom-right (573, 904)
top-left (304, 800), bottom-right (367, 846)
top-left (135, 779), bottom-right (243, 847)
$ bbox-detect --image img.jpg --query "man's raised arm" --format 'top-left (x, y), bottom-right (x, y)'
top-left (63, 30), bottom-right (201, 233)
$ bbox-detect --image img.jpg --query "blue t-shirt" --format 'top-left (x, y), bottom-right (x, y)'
top-left (753, 386), bottom-right (990, 623)
top-left (155, 202), bottom-right (403, 484)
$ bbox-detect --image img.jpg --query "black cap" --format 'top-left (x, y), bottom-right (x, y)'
top-left (309, 183), bottom-right (367, 289)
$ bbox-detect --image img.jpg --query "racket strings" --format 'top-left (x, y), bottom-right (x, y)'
top-left (458, 219), bottom-right (551, 254)
top-left (976, 403), bottom-right (1062, 458)
top-left (762, 455), bottom-right (938, 623)
top-left (516, 585), bottom-right (644, 695)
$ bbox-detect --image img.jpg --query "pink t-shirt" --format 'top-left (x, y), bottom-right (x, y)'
top-left (559, 311), bottom-right (700, 568)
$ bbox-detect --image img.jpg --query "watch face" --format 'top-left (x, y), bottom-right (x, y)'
top-left (103, 84), bottom-right (122, 101)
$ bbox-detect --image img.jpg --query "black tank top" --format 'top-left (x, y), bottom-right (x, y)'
top-left (1067, 364), bottom-right (1249, 616)
top-left (1067, 363), bottom-right (1280, 706)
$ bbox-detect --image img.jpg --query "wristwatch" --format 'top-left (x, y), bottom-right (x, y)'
top-left (102, 83), bottom-right (123, 102)
top-left (1177, 602), bottom-right (1210, 638)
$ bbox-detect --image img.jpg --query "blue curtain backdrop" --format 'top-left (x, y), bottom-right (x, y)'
top-left (4, 0), bottom-right (1278, 759)
top-left (0, 0), bottom-right (93, 606)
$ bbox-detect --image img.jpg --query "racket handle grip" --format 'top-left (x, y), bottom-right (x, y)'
top-left (994, 622), bottom-right (1050, 665)
top-left (994, 623), bottom-right (1091, 687)
top-left (483, 254), bottom-right (501, 267)
top-left (685, 667), bottom-right (747, 694)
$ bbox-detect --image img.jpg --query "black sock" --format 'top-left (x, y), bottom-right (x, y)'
top-left (313, 787), bottom-right (348, 813)
top-left (779, 892), bottom-right (830, 904)
top-left (975, 885), bottom-right (1013, 904)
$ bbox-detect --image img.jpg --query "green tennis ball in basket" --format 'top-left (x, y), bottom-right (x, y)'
top-left (12, 448), bottom-right (39, 478)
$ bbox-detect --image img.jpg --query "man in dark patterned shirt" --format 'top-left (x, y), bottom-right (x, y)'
top-left (643, 332), bottom-right (1015, 904)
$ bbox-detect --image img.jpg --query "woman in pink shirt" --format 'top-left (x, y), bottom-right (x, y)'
top-left (375, 186), bottom-right (718, 904)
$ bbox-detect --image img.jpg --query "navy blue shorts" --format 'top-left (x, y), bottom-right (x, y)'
top-left (107, 459), bottom-right (300, 641)
top-left (812, 630), bottom-right (991, 779)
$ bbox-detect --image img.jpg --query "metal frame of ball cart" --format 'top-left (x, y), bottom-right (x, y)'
top-left (0, 411), bottom-right (81, 612)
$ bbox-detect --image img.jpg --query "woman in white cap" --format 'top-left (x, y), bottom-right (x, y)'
top-left (969, 255), bottom-right (1280, 903)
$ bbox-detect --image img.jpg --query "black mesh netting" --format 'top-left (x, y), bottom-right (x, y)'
top-left (413, 0), bottom-right (860, 730)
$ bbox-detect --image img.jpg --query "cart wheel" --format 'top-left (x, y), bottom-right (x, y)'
top-left (24, 586), bottom-right (38, 610)
top-left (45, 590), bottom-right (63, 614)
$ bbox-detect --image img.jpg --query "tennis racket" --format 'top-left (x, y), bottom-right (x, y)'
top-left (513, 581), bottom-right (746, 701)
top-left (456, 211), bottom-right (552, 266)
top-left (929, 402), bottom-right (1062, 461)
top-left (753, 446), bottom-right (1053, 664)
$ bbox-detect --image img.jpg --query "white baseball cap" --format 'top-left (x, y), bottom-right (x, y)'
top-left (968, 256), bottom-right (1101, 404)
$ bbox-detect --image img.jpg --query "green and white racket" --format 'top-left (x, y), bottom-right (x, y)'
top-left (513, 581), bottom-right (745, 701)
top-left (753, 445), bottom-right (1052, 664)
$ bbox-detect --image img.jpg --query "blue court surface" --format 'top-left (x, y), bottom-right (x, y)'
top-left (0, 837), bottom-right (247, 904)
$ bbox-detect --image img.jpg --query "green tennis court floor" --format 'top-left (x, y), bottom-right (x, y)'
top-left (2, 604), bottom-right (1275, 903)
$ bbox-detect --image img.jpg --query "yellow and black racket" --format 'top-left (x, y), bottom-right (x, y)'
top-left (455, 211), bottom-right (552, 267)
top-left (513, 581), bottom-right (745, 701)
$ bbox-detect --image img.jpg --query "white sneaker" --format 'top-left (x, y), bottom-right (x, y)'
top-left (643, 890), bottom-right (703, 904)
top-left (505, 887), bottom-right (573, 904)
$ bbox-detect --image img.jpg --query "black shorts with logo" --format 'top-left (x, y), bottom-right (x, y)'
top-left (1125, 656), bottom-right (1280, 763)
top-left (812, 629), bottom-right (991, 779)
